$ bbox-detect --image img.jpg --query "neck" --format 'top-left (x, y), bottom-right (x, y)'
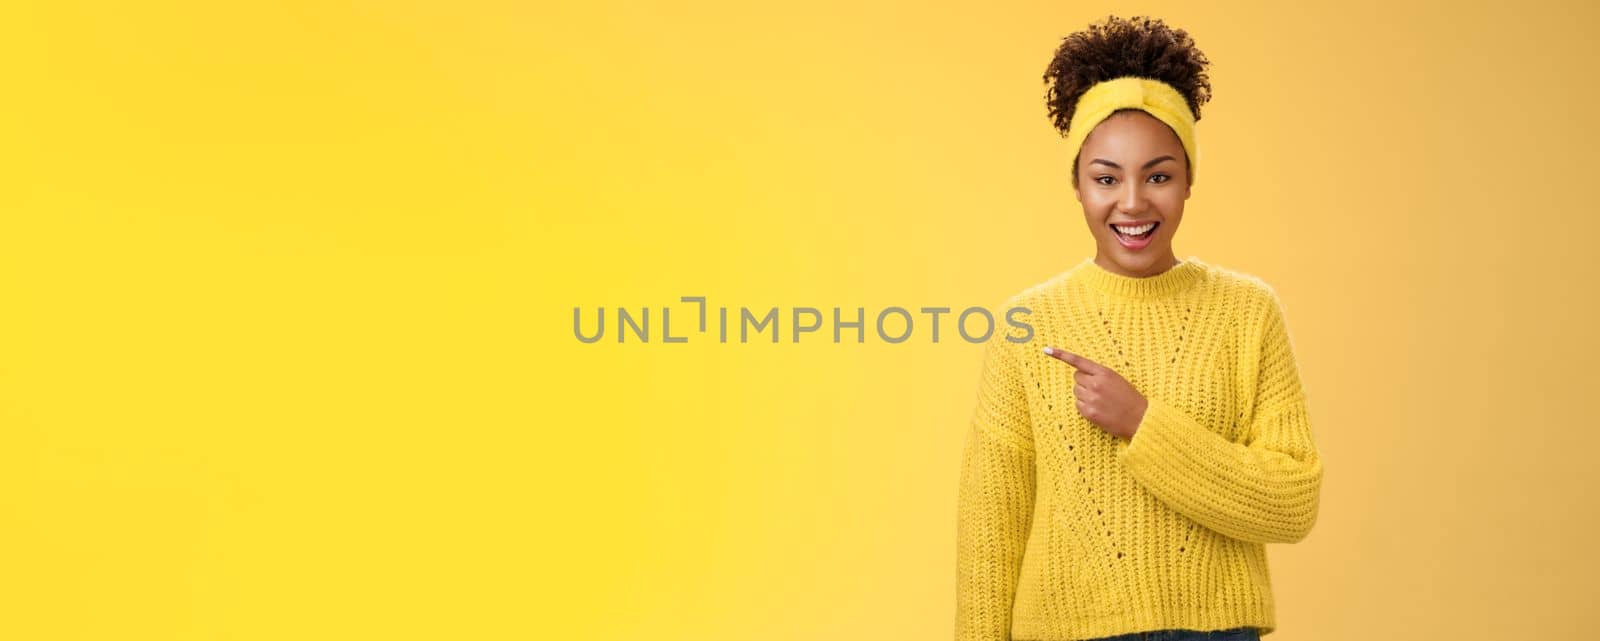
top-left (1093, 251), bottom-right (1181, 278)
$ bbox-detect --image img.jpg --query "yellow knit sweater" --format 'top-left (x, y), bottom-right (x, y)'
top-left (955, 256), bottom-right (1323, 641)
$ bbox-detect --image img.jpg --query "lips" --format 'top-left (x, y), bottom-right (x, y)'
top-left (1110, 221), bottom-right (1158, 250)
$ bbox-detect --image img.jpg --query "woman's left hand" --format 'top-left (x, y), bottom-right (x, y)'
top-left (1043, 346), bottom-right (1147, 440)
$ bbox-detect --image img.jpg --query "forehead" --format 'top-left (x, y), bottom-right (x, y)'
top-left (1080, 109), bottom-right (1184, 155)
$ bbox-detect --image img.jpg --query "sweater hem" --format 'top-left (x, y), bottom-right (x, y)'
top-left (1012, 607), bottom-right (1276, 641)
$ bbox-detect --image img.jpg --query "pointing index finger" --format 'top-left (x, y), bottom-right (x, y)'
top-left (1042, 345), bottom-right (1099, 373)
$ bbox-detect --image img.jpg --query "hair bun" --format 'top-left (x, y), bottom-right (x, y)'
top-left (1043, 15), bottom-right (1212, 138)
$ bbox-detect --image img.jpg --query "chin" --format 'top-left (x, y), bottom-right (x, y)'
top-left (1102, 244), bottom-right (1167, 269)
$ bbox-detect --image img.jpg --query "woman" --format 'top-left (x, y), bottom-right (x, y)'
top-left (955, 16), bottom-right (1323, 641)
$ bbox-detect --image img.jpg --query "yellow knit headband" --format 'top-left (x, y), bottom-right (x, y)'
top-left (1063, 76), bottom-right (1199, 184)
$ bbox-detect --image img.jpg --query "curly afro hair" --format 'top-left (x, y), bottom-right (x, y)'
top-left (1042, 15), bottom-right (1212, 143)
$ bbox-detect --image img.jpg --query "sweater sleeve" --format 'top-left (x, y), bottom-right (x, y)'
top-left (955, 336), bottom-right (1036, 641)
top-left (1117, 288), bottom-right (1323, 544)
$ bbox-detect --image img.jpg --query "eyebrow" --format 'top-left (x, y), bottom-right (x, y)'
top-left (1088, 155), bottom-right (1178, 170)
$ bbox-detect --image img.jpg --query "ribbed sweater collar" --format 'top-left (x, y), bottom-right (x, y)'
top-left (1071, 256), bottom-right (1207, 300)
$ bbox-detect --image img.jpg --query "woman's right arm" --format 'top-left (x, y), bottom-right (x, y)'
top-left (1116, 285), bottom-right (1323, 544)
top-left (955, 335), bottom-right (1036, 641)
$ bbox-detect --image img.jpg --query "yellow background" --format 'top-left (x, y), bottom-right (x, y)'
top-left (3, 1), bottom-right (1596, 639)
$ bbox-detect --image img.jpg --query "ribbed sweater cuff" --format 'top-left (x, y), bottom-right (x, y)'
top-left (1121, 395), bottom-right (1229, 471)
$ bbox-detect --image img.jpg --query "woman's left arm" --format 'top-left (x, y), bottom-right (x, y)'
top-left (1118, 287), bottom-right (1324, 544)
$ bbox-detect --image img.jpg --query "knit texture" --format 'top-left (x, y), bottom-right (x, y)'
top-left (955, 256), bottom-right (1322, 641)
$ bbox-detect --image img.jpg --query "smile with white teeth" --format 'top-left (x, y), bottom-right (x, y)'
top-left (1111, 222), bottom-right (1157, 238)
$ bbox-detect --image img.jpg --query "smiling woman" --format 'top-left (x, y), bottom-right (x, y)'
top-left (954, 15), bottom-right (1323, 641)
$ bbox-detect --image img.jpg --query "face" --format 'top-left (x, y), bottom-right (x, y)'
top-left (1073, 109), bottom-right (1192, 278)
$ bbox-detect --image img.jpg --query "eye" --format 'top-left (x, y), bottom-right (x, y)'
top-left (1095, 175), bottom-right (1116, 186)
top-left (1148, 173), bottom-right (1170, 184)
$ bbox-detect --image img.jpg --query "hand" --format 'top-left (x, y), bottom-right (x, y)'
top-left (1043, 346), bottom-right (1148, 440)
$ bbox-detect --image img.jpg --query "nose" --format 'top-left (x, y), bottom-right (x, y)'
top-left (1118, 180), bottom-right (1146, 215)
